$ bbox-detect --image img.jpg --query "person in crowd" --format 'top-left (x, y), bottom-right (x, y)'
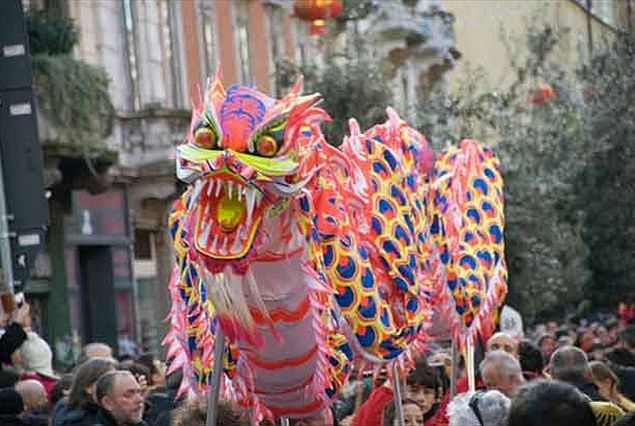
top-left (383, 398), bottom-right (425, 426)
top-left (352, 357), bottom-right (439, 426)
top-left (536, 333), bottom-right (557, 364)
top-left (480, 350), bottom-right (525, 397)
top-left (508, 379), bottom-right (596, 426)
top-left (447, 389), bottom-right (510, 426)
top-left (590, 401), bottom-right (625, 426)
top-left (0, 387), bottom-right (26, 426)
top-left (94, 370), bottom-right (147, 425)
top-left (171, 398), bottom-right (249, 426)
top-left (517, 340), bottom-right (544, 380)
top-left (51, 374), bottom-right (74, 407)
top-left (549, 345), bottom-right (605, 401)
top-left (136, 353), bottom-right (165, 391)
top-left (590, 361), bottom-right (635, 411)
top-left (118, 360), bottom-right (150, 396)
top-left (145, 367), bottom-right (184, 426)
top-left (604, 348), bottom-right (635, 401)
top-left (486, 332), bottom-right (518, 357)
top-left (16, 379), bottom-right (49, 425)
top-left (0, 302), bottom-right (30, 386)
top-left (19, 330), bottom-right (59, 400)
top-left (75, 343), bottom-right (114, 367)
top-left (53, 356), bottom-right (118, 426)
top-left (619, 326), bottom-right (635, 353)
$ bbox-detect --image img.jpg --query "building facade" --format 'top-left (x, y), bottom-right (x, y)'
top-left (24, 0), bottom-right (460, 363)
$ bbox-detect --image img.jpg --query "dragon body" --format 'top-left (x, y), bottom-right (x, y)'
top-left (163, 73), bottom-right (506, 421)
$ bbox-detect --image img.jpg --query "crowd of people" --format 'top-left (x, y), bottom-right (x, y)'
top-left (3, 300), bottom-right (635, 425)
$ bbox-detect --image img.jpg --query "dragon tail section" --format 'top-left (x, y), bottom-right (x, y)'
top-left (430, 139), bottom-right (508, 349)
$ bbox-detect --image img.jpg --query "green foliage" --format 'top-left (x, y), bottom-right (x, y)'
top-left (275, 58), bottom-right (394, 144)
top-left (574, 34), bottom-right (635, 307)
top-left (26, 10), bottom-right (79, 55)
top-left (32, 54), bottom-right (115, 149)
top-left (418, 23), bottom-right (597, 323)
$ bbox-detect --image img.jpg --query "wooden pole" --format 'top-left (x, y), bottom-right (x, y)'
top-left (391, 362), bottom-right (405, 426)
top-left (206, 327), bottom-right (225, 426)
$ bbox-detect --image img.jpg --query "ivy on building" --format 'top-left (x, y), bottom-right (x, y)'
top-left (27, 11), bottom-right (115, 152)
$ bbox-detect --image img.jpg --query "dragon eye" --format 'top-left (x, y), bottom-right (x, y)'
top-left (256, 135), bottom-right (278, 157)
top-left (193, 127), bottom-right (216, 149)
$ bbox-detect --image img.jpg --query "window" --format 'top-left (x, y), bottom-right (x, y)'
top-left (233, 0), bottom-right (252, 85)
top-left (198, 1), bottom-right (218, 80)
top-left (122, 0), bottom-right (141, 110)
top-left (159, 0), bottom-right (186, 108)
top-left (266, 3), bottom-right (285, 94)
top-left (134, 230), bottom-right (153, 260)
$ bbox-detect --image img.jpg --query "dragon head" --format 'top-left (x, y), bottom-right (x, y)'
top-left (176, 71), bottom-right (326, 274)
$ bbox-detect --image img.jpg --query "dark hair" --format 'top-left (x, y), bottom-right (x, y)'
top-left (518, 340), bottom-right (544, 375)
top-left (67, 356), bottom-right (118, 410)
top-left (605, 347), bottom-right (635, 367)
top-left (50, 373), bottom-right (74, 406)
top-left (136, 353), bottom-right (160, 386)
top-left (119, 360), bottom-right (151, 385)
top-left (615, 411), bottom-right (635, 426)
top-left (508, 380), bottom-right (597, 426)
top-left (619, 325), bottom-right (635, 350)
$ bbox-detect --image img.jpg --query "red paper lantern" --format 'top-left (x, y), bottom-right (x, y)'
top-left (529, 84), bottom-right (556, 105)
top-left (293, 0), bottom-right (344, 35)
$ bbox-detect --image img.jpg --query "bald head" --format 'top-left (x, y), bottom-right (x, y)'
top-left (15, 380), bottom-right (47, 411)
top-left (487, 332), bottom-right (518, 357)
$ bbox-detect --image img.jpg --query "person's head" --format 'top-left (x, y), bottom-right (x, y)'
top-left (517, 340), bottom-right (543, 377)
top-left (508, 379), bottom-right (596, 426)
top-left (480, 350), bottom-right (525, 397)
top-left (605, 347), bottom-right (635, 367)
top-left (590, 401), bottom-right (625, 426)
top-left (76, 342), bottom-right (113, 366)
top-left (67, 356), bottom-right (118, 410)
top-left (487, 332), bottom-right (518, 356)
top-left (384, 398), bottom-right (424, 426)
top-left (96, 370), bottom-right (145, 424)
top-left (18, 331), bottom-right (57, 379)
top-left (619, 325), bottom-right (635, 351)
top-left (405, 363), bottom-right (443, 414)
top-left (136, 353), bottom-right (165, 387)
top-left (15, 379), bottom-right (47, 411)
top-left (549, 346), bottom-right (591, 383)
top-left (537, 333), bottom-right (557, 362)
top-left (447, 390), bottom-right (510, 426)
top-left (50, 373), bottom-right (74, 407)
top-left (0, 388), bottom-right (24, 416)
top-left (590, 361), bottom-right (621, 401)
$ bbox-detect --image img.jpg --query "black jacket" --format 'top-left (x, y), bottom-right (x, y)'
top-left (93, 408), bottom-right (148, 426)
top-left (0, 322), bottom-right (27, 365)
top-left (54, 402), bottom-right (100, 426)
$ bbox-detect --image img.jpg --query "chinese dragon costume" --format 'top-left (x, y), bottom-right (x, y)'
top-left (163, 71), bottom-right (507, 421)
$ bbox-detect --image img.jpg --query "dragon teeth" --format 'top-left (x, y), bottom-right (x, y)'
top-left (199, 223), bottom-right (211, 247)
top-left (246, 188), bottom-right (256, 224)
top-left (211, 234), bottom-right (219, 251)
top-left (207, 180), bottom-right (214, 197)
top-left (219, 237), bottom-right (229, 254)
top-left (231, 235), bottom-right (242, 252)
top-left (215, 180), bottom-right (222, 197)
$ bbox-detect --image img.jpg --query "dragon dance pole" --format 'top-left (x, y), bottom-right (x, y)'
top-left (206, 327), bottom-right (225, 426)
top-left (450, 338), bottom-right (458, 398)
top-left (391, 362), bottom-right (405, 426)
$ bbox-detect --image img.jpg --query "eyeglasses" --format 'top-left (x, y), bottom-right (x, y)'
top-left (469, 391), bottom-right (485, 426)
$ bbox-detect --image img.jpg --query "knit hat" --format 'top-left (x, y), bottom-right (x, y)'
top-left (19, 331), bottom-right (59, 380)
top-left (0, 388), bottom-right (24, 415)
top-left (590, 401), bottom-right (625, 426)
